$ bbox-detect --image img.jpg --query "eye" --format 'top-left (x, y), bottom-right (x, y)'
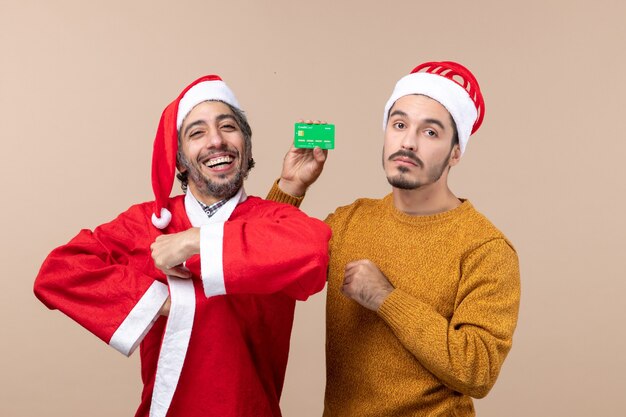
top-left (424, 129), bottom-right (438, 138)
top-left (189, 130), bottom-right (204, 139)
top-left (220, 123), bottom-right (238, 132)
top-left (393, 121), bottom-right (406, 129)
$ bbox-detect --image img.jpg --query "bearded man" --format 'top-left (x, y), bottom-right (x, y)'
top-left (34, 75), bottom-right (331, 417)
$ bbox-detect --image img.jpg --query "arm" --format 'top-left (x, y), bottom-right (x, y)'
top-left (200, 202), bottom-right (331, 300)
top-left (343, 239), bottom-right (520, 398)
top-left (265, 143), bottom-right (328, 206)
top-left (379, 239), bottom-right (520, 397)
top-left (33, 206), bottom-right (169, 356)
top-left (149, 202), bottom-right (331, 301)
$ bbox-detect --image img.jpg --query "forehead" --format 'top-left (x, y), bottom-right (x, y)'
top-left (182, 100), bottom-right (234, 126)
top-left (390, 94), bottom-right (452, 125)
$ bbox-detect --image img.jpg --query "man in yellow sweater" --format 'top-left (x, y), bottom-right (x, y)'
top-left (267, 61), bottom-right (521, 416)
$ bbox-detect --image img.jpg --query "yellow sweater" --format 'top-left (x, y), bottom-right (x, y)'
top-left (267, 184), bottom-right (520, 416)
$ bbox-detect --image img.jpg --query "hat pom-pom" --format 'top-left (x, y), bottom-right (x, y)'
top-left (152, 208), bottom-right (172, 229)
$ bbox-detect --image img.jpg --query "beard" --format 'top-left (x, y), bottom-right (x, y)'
top-left (385, 149), bottom-right (451, 190)
top-left (178, 146), bottom-right (250, 201)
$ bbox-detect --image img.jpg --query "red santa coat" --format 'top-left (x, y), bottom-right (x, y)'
top-left (34, 188), bottom-right (331, 417)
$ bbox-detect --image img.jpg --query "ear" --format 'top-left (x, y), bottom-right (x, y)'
top-left (448, 144), bottom-right (462, 168)
top-left (176, 155), bottom-right (187, 174)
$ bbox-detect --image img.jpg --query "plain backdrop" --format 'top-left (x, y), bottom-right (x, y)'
top-left (1, 1), bottom-right (625, 416)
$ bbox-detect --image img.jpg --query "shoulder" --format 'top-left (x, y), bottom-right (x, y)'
top-left (117, 195), bottom-right (185, 218)
top-left (327, 197), bottom-right (382, 220)
top-left (100, 195), bottom-right (187, 230)
top-left (457, 201), bottom-right (517, 253)
top-left (324, 196), bottom-right (384, 232)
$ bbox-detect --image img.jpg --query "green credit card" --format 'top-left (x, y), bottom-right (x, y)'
top-left (294, 123), bottom-right (335, 149)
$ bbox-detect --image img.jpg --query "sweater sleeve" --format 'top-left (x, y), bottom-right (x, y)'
top-left (265, 179), bottom-right (305, 207)
top-left (33, 206), bottom-right (169, 356)
top-left (198, 202), bottom-right (331, 301)
top-left (377, 238), bottom-right (520, 398)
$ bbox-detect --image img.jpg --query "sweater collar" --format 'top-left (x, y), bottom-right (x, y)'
top-left (383, 193), bottom-right (473, 225)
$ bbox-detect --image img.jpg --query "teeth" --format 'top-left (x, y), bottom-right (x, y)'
top-left (205, 156), bottom-right (233, 168)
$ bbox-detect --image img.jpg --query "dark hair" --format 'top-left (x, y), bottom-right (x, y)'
top-left (449, 113), bottom-right (459, 149)
top-left (175, 101), bottom-right (255, 191)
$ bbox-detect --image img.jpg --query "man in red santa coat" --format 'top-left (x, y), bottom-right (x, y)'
top-left (34, 75), bottom-right (331, 417)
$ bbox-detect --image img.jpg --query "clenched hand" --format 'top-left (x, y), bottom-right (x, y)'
top-left (342, 259), bottom-right (395, 311)
top-left (150, 227), bottom-right (201, 279)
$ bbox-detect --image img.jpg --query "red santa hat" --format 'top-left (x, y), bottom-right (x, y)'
top-left (383, 61), bottom-right (485, 155)
top-left (151, 75), bottom-right (241, 229)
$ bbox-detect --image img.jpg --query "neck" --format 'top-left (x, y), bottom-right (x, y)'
top-left (188, 184), bottom-right (234, 206)
top-left (392, 182), bottom-right (460, 216)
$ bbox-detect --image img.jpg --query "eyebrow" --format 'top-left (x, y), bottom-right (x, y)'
top-left (423, 118), bottom-right (446, 130)
top-left (182, 113), bottom-right (238, 137)
top-left (215, 114), bottom-right (237, 124)
top-left (388, 110), bottom-right (447, 130)
top-left (389, 109), bottom-right (409, 119)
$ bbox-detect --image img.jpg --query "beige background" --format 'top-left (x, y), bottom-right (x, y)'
top-left (1, 0), bottom-right (625, 416)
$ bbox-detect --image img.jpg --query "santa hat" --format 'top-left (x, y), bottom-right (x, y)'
top-left (383, 61), bottom-right (485, 155)
top-left (151, 75), bottom-right (241, 229)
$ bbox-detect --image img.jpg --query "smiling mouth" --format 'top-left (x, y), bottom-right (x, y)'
top-left (204, 155), bottom-right (235, 168)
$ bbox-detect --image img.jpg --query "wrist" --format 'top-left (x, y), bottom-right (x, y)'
top-left (374, 287), bottom-right (394, 311)
top-left (278, 178), bottom-right (307, 197)
top-left (159, 297), bottom-right (171, 316)
top-left (185, 228), bottom-right (201, 257)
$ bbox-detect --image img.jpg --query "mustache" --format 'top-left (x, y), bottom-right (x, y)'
top-left (388, 150), bottom-right (423, 167)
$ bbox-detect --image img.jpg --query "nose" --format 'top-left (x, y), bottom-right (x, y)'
top-left (400, 130), bottom-right (418, 152)
top-left (206, 128), bottom-right (225, 148)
